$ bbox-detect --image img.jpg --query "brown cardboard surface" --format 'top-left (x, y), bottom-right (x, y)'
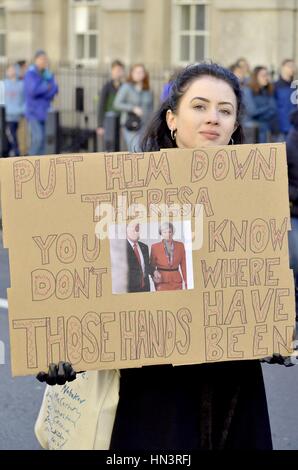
top-left (0, 143), bottom-right (295, 376)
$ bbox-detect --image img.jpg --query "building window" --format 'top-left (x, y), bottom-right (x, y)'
top-left (71, 0), bottom-right (99, 63)
top-left (0, 7), bottom-right (6, 58)
top-left (173, 0), bottom-right (209, 65)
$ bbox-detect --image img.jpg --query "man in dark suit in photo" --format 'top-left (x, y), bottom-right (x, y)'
top-left (126, 222), bottom-right (152, 293)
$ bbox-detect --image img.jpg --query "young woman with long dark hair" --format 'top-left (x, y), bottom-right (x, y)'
top-left (37, 63), bottom-right (274, 450)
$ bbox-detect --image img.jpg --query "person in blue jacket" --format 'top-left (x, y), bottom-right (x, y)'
top-left (4, 64), bottom-right (25, 156)
top-left (24, 49), bottom-right (58, 156)
top-left (274, 59), bottom-right (296, 139)
top-left (242, 66), bottom-right (278, 143)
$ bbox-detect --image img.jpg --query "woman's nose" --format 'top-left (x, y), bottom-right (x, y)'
top-left (205, 107), bottom-right (219, 124)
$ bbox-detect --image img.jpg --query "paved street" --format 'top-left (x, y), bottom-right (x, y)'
top-left (0, 232), bottom-right (298, 450)
top-left (0, 235), bottom-right (43, 450)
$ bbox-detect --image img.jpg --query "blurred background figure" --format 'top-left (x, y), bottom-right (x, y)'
top-left (15, 60), bottom-right (28, 80)
top-left (24, 49), bottom-right (58, 156)
top-left (160, 67), bottom-right (183, 103)
top-left (235, 57), bottom-right (251, 85)
top-left (286, 107), bottom-right (298, 321)
top-left (14, 60), bottom-right (28, 155)
top-left (242, 65), bottom-right (279, 143)
top-left (4, 64), bottom-right (25, 156)
top-left (96, 59), bottom-right (125, 151)
top-left (114, 63), bottom-right (153, 152)
top-left (230, 62), bottom-right (246, 86)
top-left (274, 59), bottom-right (296, 140)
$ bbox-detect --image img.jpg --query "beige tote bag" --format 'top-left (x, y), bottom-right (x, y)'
top-left (35, 369), bottom-right (120, 450)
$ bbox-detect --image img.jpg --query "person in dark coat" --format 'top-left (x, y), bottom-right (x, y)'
top-left (96, 60), bottom-right (125, 152)
top-left (286, 107), bottom-right (298, 320)
top-left (126, 222), bottom-right (152, 293)
top-left (274, 59), bottom-right (296, 139)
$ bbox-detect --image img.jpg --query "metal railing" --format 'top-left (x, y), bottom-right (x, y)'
top-left (52, 65), bottom-right (167, 131)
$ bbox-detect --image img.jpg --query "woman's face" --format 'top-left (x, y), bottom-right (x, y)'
top-left (6, 65), bottom-right (16, 79)
top-left (257, 68), bottom-right (270, 87)
top-left (132, 66), bottom-right (145, 83)
top-left (161, 227), bottom-right (173, 241)
top-left (166, 76), bottom-right (238, 148)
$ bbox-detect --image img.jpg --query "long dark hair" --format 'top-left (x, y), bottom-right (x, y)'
top-left (127, 64), bottom-right (150, 91)
top-left (249, 66), bottom-right (273, 95)
top-left (140, 62), bottom-right (244, 152)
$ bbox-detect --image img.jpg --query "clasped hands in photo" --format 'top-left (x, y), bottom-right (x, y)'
top-left (153, 269), bottom-right (162, 284)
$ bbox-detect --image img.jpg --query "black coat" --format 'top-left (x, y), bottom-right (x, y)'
top-left (110, 361), bottom-right (272, 450)
top-left (127, 240), bottom-right (151, 293)
top-left (286, 108), bottom-right (298, 217)
top-left (97, 80), bottom-right (120, 127)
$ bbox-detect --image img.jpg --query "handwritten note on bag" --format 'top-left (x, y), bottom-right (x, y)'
top-left (35, 370), bottom-right (119, 450)
top-left (0, 143), bottom-right (295, 376)
top-left (41, 379), bottom-right (87, 449)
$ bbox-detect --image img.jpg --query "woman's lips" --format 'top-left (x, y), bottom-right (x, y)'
top-left (199, 131), bottom-right (220, 140)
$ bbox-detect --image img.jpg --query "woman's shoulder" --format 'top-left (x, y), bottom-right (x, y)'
top-left (119, 82), bottom-right (134, 93)
top-left (174, 240), bottom-right (185, 248)
top-left (151, 241), bottom-right (163, 250)
top-left (242, 86), bottom-right (253, 97)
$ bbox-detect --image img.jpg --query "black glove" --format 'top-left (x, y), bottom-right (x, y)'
top-left (36, 361), bottom-right (77, 386)
top-left (260, 352), bottom-right (296, 367)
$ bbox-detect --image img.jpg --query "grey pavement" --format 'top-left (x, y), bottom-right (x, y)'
top-left (0, 305), bottom-right (44, 450)
top-left (0, 232), bottom-right (298, 449)
top-left (0, 233), bottom-right (44, 450)
top-left (263, 361), bottom-right (298, 449)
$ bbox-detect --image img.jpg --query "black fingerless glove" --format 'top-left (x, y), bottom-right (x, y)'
top-left (36, 361), bottom-right (77, 386)
top-left (260, 353), bottom-right (296, 367)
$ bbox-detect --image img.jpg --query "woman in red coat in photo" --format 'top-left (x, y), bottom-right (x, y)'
top-left (150, 222), bottom-right (187, 291)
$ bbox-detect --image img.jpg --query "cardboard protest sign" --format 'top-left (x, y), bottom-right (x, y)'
top-left (0, 143), bottom-right (295, 376)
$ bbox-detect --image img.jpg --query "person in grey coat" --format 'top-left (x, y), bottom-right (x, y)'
top-left (114, 64), bottom-right (153, 152)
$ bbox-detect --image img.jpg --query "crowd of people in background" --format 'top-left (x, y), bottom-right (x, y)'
top-left (97, 61), bottom-right (154, 152)
top-left (230, 57), bottom-right (296, 143)
top-left (96, 56), bottom-right (297, 151)
top-left (1, 53), bottom-right (297, 155)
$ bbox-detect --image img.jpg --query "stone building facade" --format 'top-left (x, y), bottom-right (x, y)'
top-left (0, 0), bottom-right (297, 71)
